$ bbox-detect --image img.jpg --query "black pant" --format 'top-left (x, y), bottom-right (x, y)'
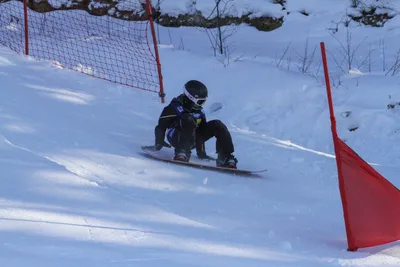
top-left (167, 119), bottom-right (234, 157)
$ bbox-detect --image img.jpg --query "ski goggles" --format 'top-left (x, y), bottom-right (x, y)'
top-left (184, 88), bottom-right (207, 106)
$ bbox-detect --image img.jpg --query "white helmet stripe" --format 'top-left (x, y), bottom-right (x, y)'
top-left (184, 88), bottom-right (207, 105)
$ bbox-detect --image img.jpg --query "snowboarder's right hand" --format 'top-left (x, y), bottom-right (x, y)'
top-left (197, 153), bottom-right (215, 160)
top-left (154, 141), bottom-right (171, 151)
top-left (154, 143), bottom-right (163, 151)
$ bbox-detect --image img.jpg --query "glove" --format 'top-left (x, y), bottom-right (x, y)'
top-left (154, 140), bottom-right (172, 151)
top-left (197, 152), bottom-right (215, 160)
top-left (154, 143), bottom-right (163, 151)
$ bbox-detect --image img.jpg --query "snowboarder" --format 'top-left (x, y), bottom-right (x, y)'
top-left (153, 80), bottom-right (238, 169)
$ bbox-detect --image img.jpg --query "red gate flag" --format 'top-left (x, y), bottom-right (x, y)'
top-left (336, 137), bottom-right (400, 250)
top-left (320, 42), bottom-right (400, 251)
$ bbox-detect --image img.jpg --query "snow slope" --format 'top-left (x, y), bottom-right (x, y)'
top-left (2, 1), bottom-right (400, 266)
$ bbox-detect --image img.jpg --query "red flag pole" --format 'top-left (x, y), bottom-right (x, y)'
top-left (320, 42), bottom-right (356, 251)
top-left (23, 0), bottom-right (29, 55)
top-left (145, 0), bottom-right (165, 104)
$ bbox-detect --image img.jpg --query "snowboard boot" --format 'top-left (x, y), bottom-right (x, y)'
top-left (174, 150), bottom-right (190, 162)
top-left (216, 153), bottom-right (238, 169)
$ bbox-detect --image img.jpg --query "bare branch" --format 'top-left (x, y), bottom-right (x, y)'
top-left (326, 49), bottom-right (347, 73)
top-left (380, 39), bottom-right (386, 72)
top-left (386, 49), bottom-right (400, 76)
top-left (203, 0), bottom-right (239, 63)
top-left (276, 41), bottom-right (291, 68)
top-left (178, 36), bottom-right (185, 51)
top-left (294, 35), bottom-right (317, 74)
top-left (330, 24), bottom-right (368, 73)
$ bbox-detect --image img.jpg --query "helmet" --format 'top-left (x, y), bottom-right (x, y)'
top-left (183, 80), bottom-right (208, 110)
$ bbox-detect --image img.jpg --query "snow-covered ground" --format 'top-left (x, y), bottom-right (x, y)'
top-left (156, 0), bottom-right (400, 18)
top-left (1, 0), bottom-right (400, 266)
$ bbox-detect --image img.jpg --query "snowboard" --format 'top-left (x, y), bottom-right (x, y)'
top-left (141, 145), bottom-right (267, 177)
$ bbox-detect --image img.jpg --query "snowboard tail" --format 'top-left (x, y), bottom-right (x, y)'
top-left (141, 146), bottom-right (266, 177)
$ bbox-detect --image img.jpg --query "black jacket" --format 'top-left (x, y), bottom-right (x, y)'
top-left (154, 94), bottom-right (207, 156)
